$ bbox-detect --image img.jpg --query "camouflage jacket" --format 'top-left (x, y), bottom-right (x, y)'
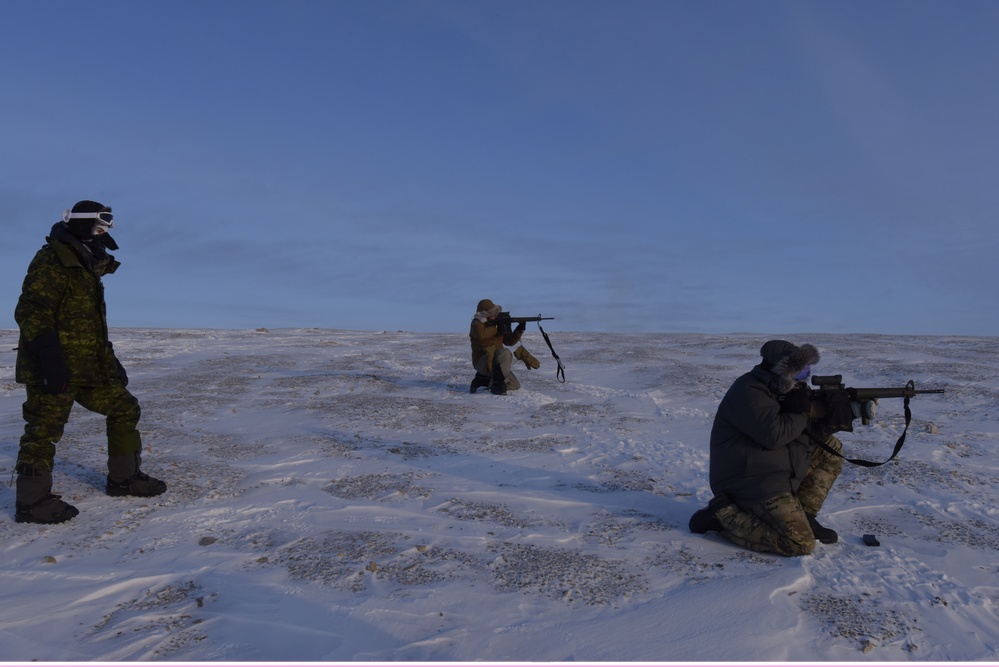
top-left (15, 223), bottom-right (123, 387)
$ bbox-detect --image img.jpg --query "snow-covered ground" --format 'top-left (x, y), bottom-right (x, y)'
top-left (1, 328), bottom-right (996, 662)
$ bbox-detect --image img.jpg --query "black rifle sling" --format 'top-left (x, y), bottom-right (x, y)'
top-left (536, 322), bottom-right (566, 383)
top-left (805, 396), bottom-right (912, 467)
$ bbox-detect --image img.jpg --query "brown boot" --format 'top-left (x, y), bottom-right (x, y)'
top-left (514, 345), bottom-right (540, 370)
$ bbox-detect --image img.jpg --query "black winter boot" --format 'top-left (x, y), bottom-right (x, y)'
top-left (106, 471), bottom-right (167, 497)
top-left (106, 454), bottom-right (167, 498)
top-left (689, 493), bottom-right (734, 534)
top-left (15, 468), bottom-right (79, 524)
top-left (469, 373), bottom-right (491, 394)
top-left (16, 494), bottom-right (80, 524)
top-left (489, 365), bottom-right (507, 395)
top-left (806, 513), bottom-right (838, 544)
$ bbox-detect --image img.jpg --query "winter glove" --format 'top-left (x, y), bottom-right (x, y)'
top-left (779, 384), bottom-right (812, 414)
top-left (820, 396), bottom-right (857, 434)
top-left (108, 342), bottom-right (129, 387)
top-left (28, 330), bottom-right (70, 394)
top-left (515, 321), bottom-right (527, 334)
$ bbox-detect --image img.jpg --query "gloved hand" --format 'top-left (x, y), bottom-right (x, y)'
top-left (515, 321), bottom-right (526, 334)
top-left (28, 330), bottom-right (70, 394)
top-left (779, 384), bottom-right (812, 414)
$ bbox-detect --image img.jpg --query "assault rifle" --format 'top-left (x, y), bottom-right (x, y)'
top-left (495, 312), bottom-right (555, 336)
top-left (806, 374), bottom-right (945, 467)
top-left (808, 375), bottom-right (945, 432)
top-left (495, 312), bottom-right (564, 383)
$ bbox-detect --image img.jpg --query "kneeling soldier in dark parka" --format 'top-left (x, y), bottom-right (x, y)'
top-left (689, 340), bottom-right (843, 556)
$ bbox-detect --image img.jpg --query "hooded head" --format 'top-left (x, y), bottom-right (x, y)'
top-left (759, 339), bottom-right (820, 393)
top-left (57, 199), bottom-right (118, 250)
top-left (62, 200), bottom-right (113, 241)
top-left (476, 299), bottom-right (501, 315)
top-left (474, 299), bottom-right (502, 322)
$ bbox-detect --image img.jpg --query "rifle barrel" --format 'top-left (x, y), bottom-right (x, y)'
top-left (853, 387), bottom-right (945, 400)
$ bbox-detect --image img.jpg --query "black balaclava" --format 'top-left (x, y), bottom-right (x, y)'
top-left (63, 199), bottom-right (119, 251)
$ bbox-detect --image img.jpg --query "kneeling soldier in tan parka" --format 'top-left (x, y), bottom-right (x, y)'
top-left (468, 299), bottom-right (540, 395)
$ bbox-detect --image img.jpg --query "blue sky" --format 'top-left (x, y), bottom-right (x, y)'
top-left (2, 0), bottom-right (996, 335)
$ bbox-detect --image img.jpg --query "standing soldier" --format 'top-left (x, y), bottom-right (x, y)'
top-left (13, 200), bottom-right (166, 524)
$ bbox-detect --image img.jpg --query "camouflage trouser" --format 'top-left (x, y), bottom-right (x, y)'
top-left (17, 382), bottom-right (143, 473)
top-left (475, 347), bottom-right (521, 391)
top-left (716, 435), bottom-right (844, 557)
top-left (796, 434), bottom-right (844, 516)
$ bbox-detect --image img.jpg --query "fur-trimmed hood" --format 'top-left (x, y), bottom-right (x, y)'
top-left (473, 299), bottom-right (502, 323)
top-left (758, 339), bottom-right (820, 393)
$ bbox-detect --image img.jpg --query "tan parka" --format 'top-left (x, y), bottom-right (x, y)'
top-left (468, 299), bottom-right (523, 374)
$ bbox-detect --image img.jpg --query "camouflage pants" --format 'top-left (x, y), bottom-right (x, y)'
top-left (17, 382), bottom-right (143, 473)
top-left (716, 435), bottom-right (844, 557)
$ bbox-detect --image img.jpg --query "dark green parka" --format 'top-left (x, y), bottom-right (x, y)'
top-left (15, 223), bottom-right (123, 388)
top-left (708, 341), bottom-right (820, 506)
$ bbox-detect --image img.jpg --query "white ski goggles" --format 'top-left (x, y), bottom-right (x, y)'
top-left (63, 209), bottom-right (114, 230)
